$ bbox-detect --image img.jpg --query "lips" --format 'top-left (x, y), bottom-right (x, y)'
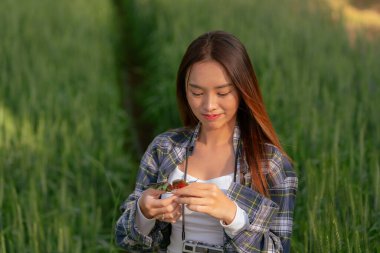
top-left (202, 113), bottom-right (221, 120)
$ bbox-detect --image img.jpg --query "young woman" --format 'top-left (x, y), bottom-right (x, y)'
top-left (115, 31), bottom-right (298, 253)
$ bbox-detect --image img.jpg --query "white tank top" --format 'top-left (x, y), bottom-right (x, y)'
top-left (161, 167), bottom-right (234, 253)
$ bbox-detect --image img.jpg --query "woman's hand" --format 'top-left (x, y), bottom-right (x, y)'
top-left (172, 182), bottom-right (237, 224)
top-left (139, 188), bottom-right (182, 223)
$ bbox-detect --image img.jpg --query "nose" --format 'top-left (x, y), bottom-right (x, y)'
top-left (203, 93), bottom-right (217, 112)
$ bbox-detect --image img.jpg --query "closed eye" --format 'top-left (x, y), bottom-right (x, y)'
top-left (191, 92), bottom-right (203, 96)
top-left (217, 91), bottom-right (231, 96)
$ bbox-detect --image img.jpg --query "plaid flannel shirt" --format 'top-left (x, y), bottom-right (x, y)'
top-left (115, 123), bottom-right (298, 253)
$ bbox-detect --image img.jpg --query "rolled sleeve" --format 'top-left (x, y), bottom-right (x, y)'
top-left (227, 183), bottom-right (279, 233)
top-left (115, 194), bottom-right (156, 249)
top-left (224, 147), bottom-right (298, 253)
top-left (115, 137), bottom-right (164, 250)
top-left (136, 198), bottom-right (156, 236)
top-left (220, 202), bottom-right (249, 238)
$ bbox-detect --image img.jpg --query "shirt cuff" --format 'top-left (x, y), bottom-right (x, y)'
top-left (136, 198), bottom-right (156, 236)
top-left (220, 202), bottom-right (249, 238)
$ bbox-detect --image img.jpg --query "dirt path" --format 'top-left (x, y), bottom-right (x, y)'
top-left (113, 0), bottom-right (154, 157)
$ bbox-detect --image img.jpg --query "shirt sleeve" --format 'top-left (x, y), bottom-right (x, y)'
top-left (225, 147), bottom-right (298, 253)
top-left (220, 202), bottom-right (249, 238)
top-left (136, 198), bottom-right (156, 236)
top-left (115, 136), bottom-right (169, 250)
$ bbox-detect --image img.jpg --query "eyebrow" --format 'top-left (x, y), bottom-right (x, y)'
top-left (188, 83), bottom-right (232, 89)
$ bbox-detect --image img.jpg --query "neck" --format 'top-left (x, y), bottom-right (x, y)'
top-left (198, 121), bottom-right (236, 147)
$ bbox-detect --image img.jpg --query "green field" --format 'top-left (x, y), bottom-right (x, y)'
top-left (1, 0), bottom-right (379, 252)
top-left (0, 0), bottom-right (135, 252)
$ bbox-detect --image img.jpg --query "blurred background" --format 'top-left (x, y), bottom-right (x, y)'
top-left (0, 0), bottom-right (379, 252)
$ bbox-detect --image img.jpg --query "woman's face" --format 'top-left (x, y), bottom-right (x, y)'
top-left (186, 60), bottom-right (239, 131)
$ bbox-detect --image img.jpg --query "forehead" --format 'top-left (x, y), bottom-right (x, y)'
top-left (187, 60), bottom-right (231, 88)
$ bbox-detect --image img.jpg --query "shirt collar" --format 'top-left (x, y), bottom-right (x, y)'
top-left (187, 121), bottom-right (241, 156)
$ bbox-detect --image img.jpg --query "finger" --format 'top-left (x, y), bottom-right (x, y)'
top-left (153, 208), bottom-right (181, 223)
top-left (172, 187), bottom-right (209, 198)
top-left (171, 204), bottom-right (182, 219)
top-left (172, 182), bottom-right (218, 195)
top-left (186, 204), bottom-right (210, 214)
top-left (162, 206), bottom-right (182, 223)
top-left (148, 194), bottom-right (178, 208)
top-left (152, 200), bottom-right (180, 216)
top-left (142, 198), bottom-right (178, 218)
top-left (158, 194), bottom-right (179, 206)
top-left (176, 197), bottom-right (211, 206)
top-left (144, 188), bottom-right (166, 196)
top-left (164, 207), bottom-right (182, 220)
top-left (166, 215), bottom-right (180, 223)
top-left (154, 212), bottom-right (166, 221)
top-left (185, 182), bottom-right (215, 190)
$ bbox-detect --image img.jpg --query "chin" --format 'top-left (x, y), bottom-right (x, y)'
top-left (200, 121), bottom-right (228, 130)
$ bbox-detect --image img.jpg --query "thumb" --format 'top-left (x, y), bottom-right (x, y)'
top-left (145, 188), bottom-right (166, 197)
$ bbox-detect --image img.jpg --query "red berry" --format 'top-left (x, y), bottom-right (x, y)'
top-left (172, 179), bottom-right (188, 189)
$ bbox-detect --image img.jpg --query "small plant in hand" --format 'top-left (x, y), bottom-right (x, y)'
top-left (147, 179), bottom-right (190, 192)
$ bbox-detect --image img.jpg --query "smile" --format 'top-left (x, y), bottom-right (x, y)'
top-left (202, 114), bottom-right (222, 120)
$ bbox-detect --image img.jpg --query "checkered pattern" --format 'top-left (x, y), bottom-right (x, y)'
top-left (115, 123), bottom-right (298, 252)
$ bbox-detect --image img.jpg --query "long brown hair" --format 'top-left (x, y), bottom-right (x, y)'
top-left (176, 31), bottom-right (288, 196)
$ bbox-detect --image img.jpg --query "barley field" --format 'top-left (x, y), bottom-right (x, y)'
top-left (1, 0), bottom-right (379, 252)
top-left (0, 0), bottom-right (134, 252)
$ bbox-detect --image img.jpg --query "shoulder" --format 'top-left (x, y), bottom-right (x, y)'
top-left (148, 126), bottom-right (193, 151)
top-left (263, 143), bottom-right (297, 188)
top-left (139, 127), bottom-right (193, 169)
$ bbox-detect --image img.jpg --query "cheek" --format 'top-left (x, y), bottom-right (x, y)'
top-left (187, 94), bottom-right (199, 107)
top-left (186, 95), bottom-right (200, 113)
top-left (225, 95), bottom-right (240, 111)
